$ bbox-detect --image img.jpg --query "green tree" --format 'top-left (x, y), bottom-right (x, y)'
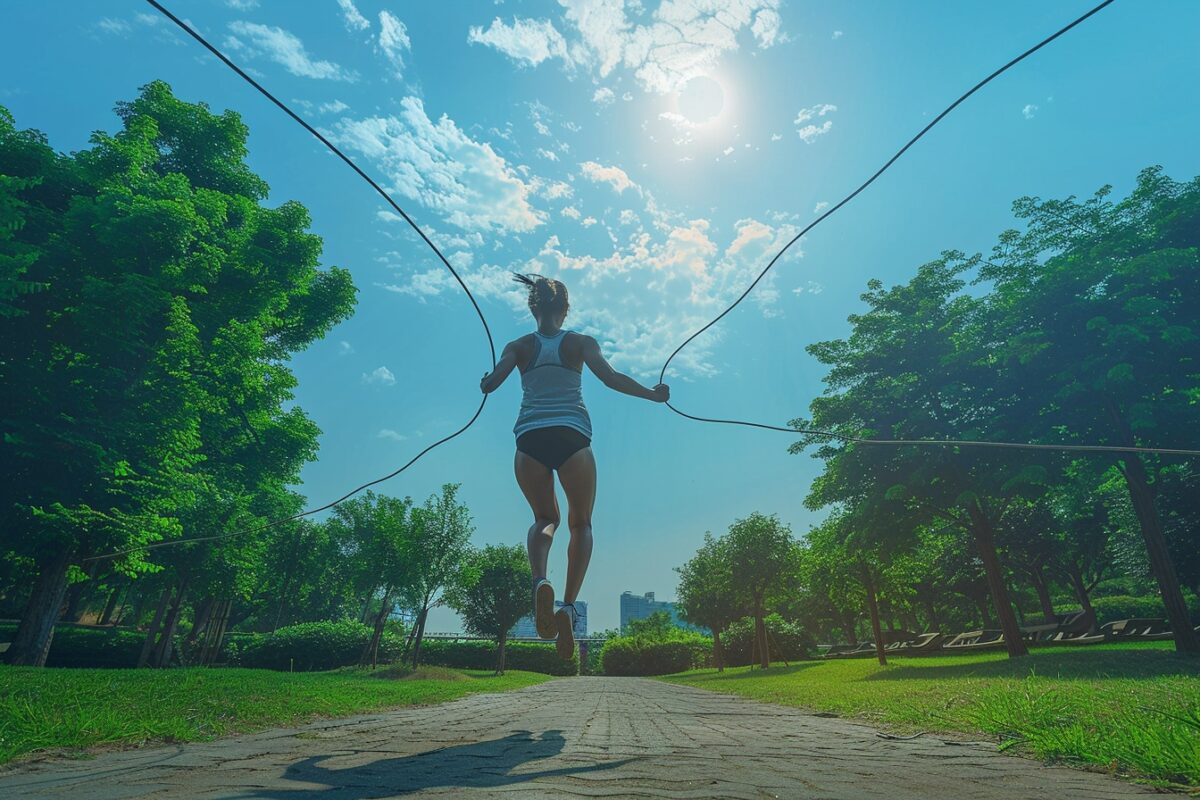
top-left (404, 484), bottom-right (474, 668)
top-left (723, 512), bottom-right (796, 668)
top-left (445, 544), bottom-right (531, 674)
top-left (675, 533), bottom-right (738, 671)
top-left (981, 168), bottom-right (1200, 653)
top-left (0, 82), bottom-right (355, 665)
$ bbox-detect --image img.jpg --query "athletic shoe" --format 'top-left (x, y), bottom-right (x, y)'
top-left (555, 603), bottom-right (577, 660)
top-left (534, 579), bottom-right (556, 639)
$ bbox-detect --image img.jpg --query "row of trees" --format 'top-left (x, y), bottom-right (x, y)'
top-left (677, 169), bottom-right (1199, 661)
top-left (0, 82), bottom-right (356, 666)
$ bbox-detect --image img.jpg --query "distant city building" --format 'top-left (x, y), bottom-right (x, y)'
top-left (510, 600), bottom-right (587, 639)
top-left (619, 591), bottom-right (706, 633)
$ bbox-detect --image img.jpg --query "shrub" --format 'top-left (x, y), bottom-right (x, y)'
top-left (600, 634), bottom-right (711, 676)
top-left (417, 639), bottom-right (577, 676)
top-left (1090, 594), bottom-right (1200, 625)
top-left (238, 621), bottom-right (404, 671)
top-left (721, 615), bottom-right (815, 666)
top-left (0, 623), bottom-right (145, 668)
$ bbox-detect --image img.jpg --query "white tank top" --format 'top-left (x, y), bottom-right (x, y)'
top-left (513, 330), bottom-right (592, 439)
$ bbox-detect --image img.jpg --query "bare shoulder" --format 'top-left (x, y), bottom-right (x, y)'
top-left (507, 334), bottom-right (535, 363)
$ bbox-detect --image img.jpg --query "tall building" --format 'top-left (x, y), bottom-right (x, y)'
top-left (510, 600), bottom-right (588, 639)
top-left (619, 591), bottom-right (704, 632)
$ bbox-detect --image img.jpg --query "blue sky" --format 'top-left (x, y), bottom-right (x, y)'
top-left (3, 1), bottom-right (1197, 632)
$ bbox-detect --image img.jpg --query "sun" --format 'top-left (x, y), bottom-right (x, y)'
top-left (676, 75), bottom-right (726, 126)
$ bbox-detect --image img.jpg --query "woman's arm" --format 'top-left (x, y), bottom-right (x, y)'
top-left (580, 335), bottom-right (669, 402)
top-left (480, 341), bottom-right (521, 394)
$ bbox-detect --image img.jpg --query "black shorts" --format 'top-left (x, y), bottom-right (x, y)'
top-left (517, 426), bottom-right (591, 471)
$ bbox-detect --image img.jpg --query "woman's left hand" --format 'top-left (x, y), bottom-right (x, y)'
top-left (480, 372), bottom-right (492, 394)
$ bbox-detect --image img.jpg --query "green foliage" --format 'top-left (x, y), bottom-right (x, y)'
top-left (1090, 594), bottom-right (1200, 625)
top-left (445, 545), bottom-right (531, 644)
top-left (238, 621), bottom-right (404, 672)
top-left (417, 639), bottom-right (577, 676)
top-left (721, 615), bottom-right (815, 666)
top-left (0, 623), bottom-right (144, 668)
top-left (600, 636), bottom-right (711, 676)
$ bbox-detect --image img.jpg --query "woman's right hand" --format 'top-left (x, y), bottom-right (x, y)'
top-left (650, 383), bottom-right (670, 403)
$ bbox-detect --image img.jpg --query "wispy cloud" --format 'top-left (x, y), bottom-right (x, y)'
top-left (794, 103), bottom-right (837, 143)
top-left (377, 428), bottom-right (407, 442)
top-left (319, 99), bottom-right (349, 114)
top-left (377, 11), bottom-right (411, 79)
top-left (832, 30), bottom-right (843, 40)
top-left (338, 340), bottom-right (355, 355)
top-left (225, 0), bottom-right (259, 9)
top-left (226, 21), bottom-right (358, 81)
top-left (1022, 103), bottom-right (1038, 119)
top-left (580, 161), bottom-right (639, 194)
top-left (592, 87), bottom-right (615, 106)
top-left (331, 97), bottom-right (544, 233)
top-left (362, 366), bottom-right (396, 386)
top-left (337, 0), bottom-right (370, 32)
top-left (467, 0), bottom-right (785, 94)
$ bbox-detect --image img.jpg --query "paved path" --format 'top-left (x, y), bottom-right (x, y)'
top-left (0, 677), bottom-right (1158, 799)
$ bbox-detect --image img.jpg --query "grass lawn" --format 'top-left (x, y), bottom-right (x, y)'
top-left (663, 642), bottom-right (1200, 789)
top-left (0, 664), bottom-right (550, 766)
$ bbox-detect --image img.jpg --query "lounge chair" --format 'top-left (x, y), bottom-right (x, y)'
top-left (943, 629), bottom-right (1007, 651)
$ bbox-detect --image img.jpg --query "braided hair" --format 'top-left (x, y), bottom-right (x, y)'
top-left (512, 273), bottom-right (569, 318)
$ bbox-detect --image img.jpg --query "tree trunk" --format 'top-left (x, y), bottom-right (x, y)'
top-left (712, 629), bottom-right (724, 673)
top-left (200, 599), bottom-right (232, 667)
top-left (841, 610), bottom-right (859, 646)
top-left (1118, 452), bottom-right (1200, 655)
top-left (4, 551), bottom-right (73, 666)
top-left (862, 569), bottom-right (887, 667)
top-left (138, 588), bottom-right (172, 668)
top-left (410, 606), bottom-right (429, 669)
top-left (150, 580), bottom-right (189, 668)
top-left (965, 500), bottom-right (1028, 658)
top-left (361, 589), bottom-right (393, 667)
top-left (185, 597), bottom-right (215, 654)
top-left (496, 631), bottom-right (507, 675)
top-left (98, 585), bottom-right (123, 626)
top-left (1064, 566), bottom-right (1096, 624)
top-left (754, 606), bottom-right (769, 669)
top-left (924, 599), bottom-right (939, 632)
top-left (1030, 565), bottom-right (1056, 622)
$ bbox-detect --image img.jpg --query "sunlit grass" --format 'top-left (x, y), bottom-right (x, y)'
top-left (0, 665), bottom-right (550, 765)
top-left (662, 642), bottom-right (1200, 787)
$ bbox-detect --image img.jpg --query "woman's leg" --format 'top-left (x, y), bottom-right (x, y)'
top-left (514, 451), bottom-right (560, 579)
top-left (556, 446), bottom-right (596, 605)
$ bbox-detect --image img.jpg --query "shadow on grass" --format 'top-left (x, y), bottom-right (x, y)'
top-left (862, 646), bottom-right (1200, 682)
top-left (248, 730), bottom-right (636, 799)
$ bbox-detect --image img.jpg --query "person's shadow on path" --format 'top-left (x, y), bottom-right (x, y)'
top-left (247, 729), bottom-right (636, 799)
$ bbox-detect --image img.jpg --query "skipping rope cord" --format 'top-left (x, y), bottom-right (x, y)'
top-left (86, 2), bottom-right (498, 563)
top-left (655, 0), bottom-right (1200, 458)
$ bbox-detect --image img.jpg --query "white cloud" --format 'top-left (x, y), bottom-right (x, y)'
top-left (1022, 103), bottom-right (1038, 119)
top-left (770, 132), bottom-right (782, 141)
top-left (542, 180), bottom-right (574, 200)
top-left (378, 11), bottom-right (411, 79)
top-left (226, 22), bottom-right (357, 81)
top-left (581, 216), bottom-right (598, 227)
top-left (794, 104), bottom-right (837, 143)
top-left (338, 340), bottom-right (355, 355)
top-left (225, 0), bottom-right (259, 9)
top-left (467, 17), bottom-right (572, 67)
top-left (832, 30), bottom-right (843, 40)
top-left (813, 201), bottom-right (829, 214)
top-left (319, 99), bottom-right (350, 115)
top-left (468, 0), bottom-right (785, 94)
top-left (363, 366), bottom-right (396, 386)
top-left (337, 0), bottom-right (370, 32)
top-left (331, 97), bottom-right (545, 233)
top-left (377, 429), bottom-right (407, 442)
top-left (592, 87), bottom-right (616, 106)
top-left (562, 205), bottom-right (583, 219)
top-left (537, 148), bottom-right (560, 161)
top-left (619, 209), bottom-right (638, 226)
top-left (580, 161), bottom-right (639, 194)
top-left (793, 280), bottom-right (824, 295)
top-left (98, 17), bottom-right (131, 35)
top-left (722, 145), bottom-right (734, 155)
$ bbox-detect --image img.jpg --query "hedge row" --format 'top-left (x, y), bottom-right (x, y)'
top-left (600, 635), bottom-right (711, 676)
top-left (417, 638), bottom-right (578, 676)
top-left (235, 621), bottom-right (405, 671)
top-left (1090, 594), bottom-right (1200, 625)
top-left (0, 623), bottom-right (145, 668)
top-left (721, 615), bottom-right (816, 666)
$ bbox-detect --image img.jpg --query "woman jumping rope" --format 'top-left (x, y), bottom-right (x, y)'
top-left (480, 274), bottom-right (670, 659)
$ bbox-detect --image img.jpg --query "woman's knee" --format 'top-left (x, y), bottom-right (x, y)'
top-left (532, 514), bottom-right (560, 533)
top-left (568, 516), bottom-right (592, 537)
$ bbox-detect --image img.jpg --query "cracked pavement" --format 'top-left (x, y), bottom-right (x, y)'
top-left (0, 677), bottom-right (1159, 799)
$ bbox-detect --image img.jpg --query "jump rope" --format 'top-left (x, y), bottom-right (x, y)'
top-left (88, 0), bottom-right (1192, 564)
